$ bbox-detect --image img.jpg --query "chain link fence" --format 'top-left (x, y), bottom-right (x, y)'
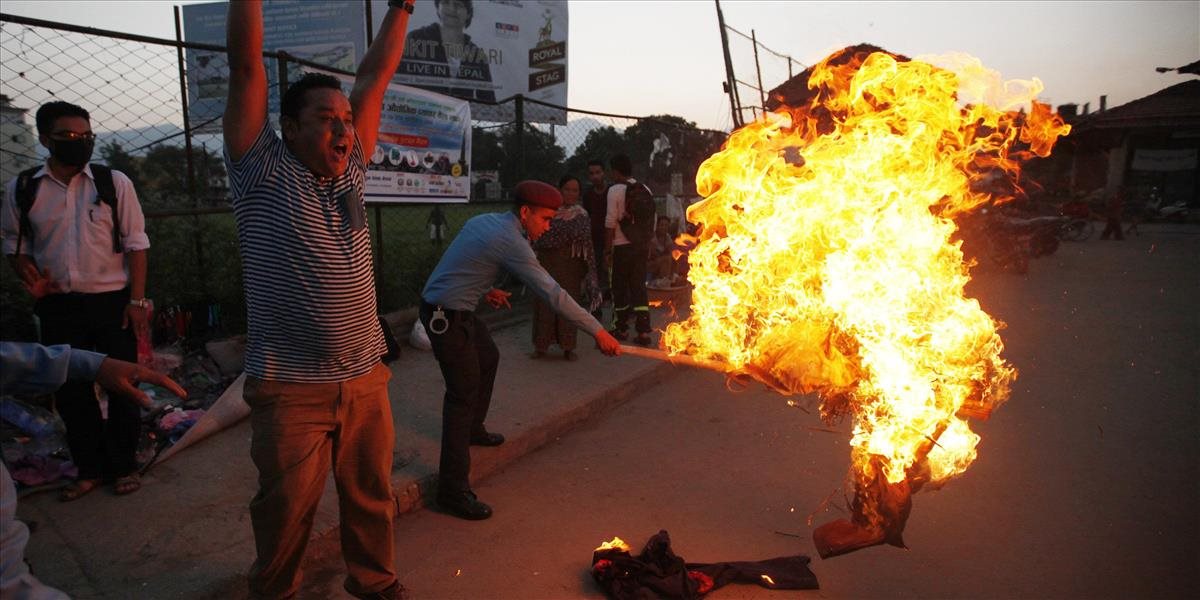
top-left (0, 13), bottom-right (726, 345)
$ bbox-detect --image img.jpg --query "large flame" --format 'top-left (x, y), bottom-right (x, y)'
top-left (662, 50), bottom-right (1069, 535)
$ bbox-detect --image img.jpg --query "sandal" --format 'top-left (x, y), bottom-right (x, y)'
top-left (59, 479), bottom-right (101, 502)
top-left (114, 474), bottom-right (141, 496)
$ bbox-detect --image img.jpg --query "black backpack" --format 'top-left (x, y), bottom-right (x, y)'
top-left (618, 178), bottom-right (655, 246)
top-left (13, 163), bottom-right (123, 255)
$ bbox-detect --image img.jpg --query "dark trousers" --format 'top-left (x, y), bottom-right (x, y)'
top-left (611, 243), bottom-right (650, 334)
top-left (591, 234), bottom-right (610, 320)
top-left (1100, 216), bottom-right (1124, 240)
top-left (592, 235), bottom-right (610, 293)
top-left (419, 302), bottom-right (499, 495)
top-left (34, 289), bottom-right (139, 480)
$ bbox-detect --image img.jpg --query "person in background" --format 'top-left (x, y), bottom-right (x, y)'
top-left (0, 100), bottom-right (152, 501)
top-left (647, 215), bottom-right (683, 288)
top-left (223, 0), bottom-right (415, 597)
top-left (419, 180), bottom-right (621, 521)
top-left (427, 204), bottom-right (448, 247)
top-left (604, 154), bottom-right (653, 346)
top-left (582, 159), bottom-right (610, 320)
top-left (1, 341), bottom-right (185, 600)
top-left (530, 175), bottom-right (601, 361)
top-left (1099, 187), bottom-right (1125, 241)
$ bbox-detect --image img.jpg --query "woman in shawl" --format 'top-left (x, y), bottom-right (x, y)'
top-left (530, 175), bottom-right (602, 360)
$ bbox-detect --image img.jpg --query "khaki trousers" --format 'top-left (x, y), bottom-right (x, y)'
top-left (244, 363), bottom-right (396, 599)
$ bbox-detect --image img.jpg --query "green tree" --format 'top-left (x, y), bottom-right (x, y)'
top-left (503, 124), bottom-right (565, 188)
top-left (137, 144), bottom-right (227, 210)
top-left (564, 125), bottom-right (625, 180)
top-left (470, 127), bottom-right (504, 172)
top-left (99, 141), bottom-right (141, 190)
top-left (622, 115), bottom-right (725, 196)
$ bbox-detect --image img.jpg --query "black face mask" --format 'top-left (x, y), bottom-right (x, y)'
top-left (49, 138), bottom-right (94, 167)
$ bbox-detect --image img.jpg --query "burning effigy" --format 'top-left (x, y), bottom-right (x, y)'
top-left (659, 45), bottom-right (1071, 558)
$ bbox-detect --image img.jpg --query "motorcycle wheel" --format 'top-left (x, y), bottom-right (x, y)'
top-left (1059, 219), bottom-right (1094, 242)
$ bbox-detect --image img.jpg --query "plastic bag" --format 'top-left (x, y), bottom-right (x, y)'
top-left (408, 320), bottom-right (431, 351)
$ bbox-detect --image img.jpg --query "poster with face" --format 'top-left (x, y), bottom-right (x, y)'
top-left (372, 0), bottom-right (568, 124)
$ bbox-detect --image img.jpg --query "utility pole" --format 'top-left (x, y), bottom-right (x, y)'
top-left (714, 0), bottom-right (742, 129)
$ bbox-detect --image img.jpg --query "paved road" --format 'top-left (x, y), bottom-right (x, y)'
top-left (303, 225), bottom-right (1199, 599)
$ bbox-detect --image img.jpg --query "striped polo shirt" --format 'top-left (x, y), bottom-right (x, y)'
top-left (225, 123), bottom-right (385, 382)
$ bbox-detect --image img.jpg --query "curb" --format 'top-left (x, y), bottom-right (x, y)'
top-left (297, 313), bottom-right (680, 579)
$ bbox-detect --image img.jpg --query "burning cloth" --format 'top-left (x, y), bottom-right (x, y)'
top-left (591, 531), bottom-right (818, 598)
top-left (661, 45), bottom-right (1070, 557)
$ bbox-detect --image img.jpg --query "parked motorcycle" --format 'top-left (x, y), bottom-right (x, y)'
top-left (956, 210), bottom-right (1064, 274)
top-left (1143, 194), bottom-right (1190, 223)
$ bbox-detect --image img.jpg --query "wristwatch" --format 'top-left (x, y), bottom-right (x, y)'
top-left (388, 0), bottom-right (415, 13)
top-left (129, 298), bottom-right (152, 309)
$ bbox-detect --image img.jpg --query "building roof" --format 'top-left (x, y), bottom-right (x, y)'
top-left (1072, 79), bottom-right (1200, 131)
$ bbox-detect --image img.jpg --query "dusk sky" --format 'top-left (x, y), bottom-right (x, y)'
top-left (3, 0), bottom-right (1197, 131)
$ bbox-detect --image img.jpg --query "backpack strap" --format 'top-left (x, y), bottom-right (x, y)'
top-left (13, 165), bottom-right (43, 257)
top-left (89, 164), bottom-right (124, 254)
top-left (12, 164), bottom-right (124, 255)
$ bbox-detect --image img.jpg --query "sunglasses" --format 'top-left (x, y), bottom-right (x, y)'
top-left (50, 131), bottom-right (97, 141)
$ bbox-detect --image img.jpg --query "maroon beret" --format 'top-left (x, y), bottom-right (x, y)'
top-left (514, 180), bottom-right (562, 210)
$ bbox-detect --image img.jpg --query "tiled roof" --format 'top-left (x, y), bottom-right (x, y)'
top-left (1073, 79), bottom-right (1200, 130)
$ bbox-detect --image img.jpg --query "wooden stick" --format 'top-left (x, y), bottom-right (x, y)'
top-left (619, 345), bottom-right (731, 373)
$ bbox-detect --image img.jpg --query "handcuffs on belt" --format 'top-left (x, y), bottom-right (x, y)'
top-left (428, 305), bottom-right (450, 335)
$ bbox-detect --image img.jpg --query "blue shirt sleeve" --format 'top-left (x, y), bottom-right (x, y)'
top-left (0, 342), bottom-right (105, 396)
top-left (500, 228), bottom-right (604, 336)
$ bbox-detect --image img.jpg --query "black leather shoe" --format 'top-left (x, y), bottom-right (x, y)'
top-left (437, 490), bottom-right (492, 520)
top-left (470, 431), bottom-right (505, 446)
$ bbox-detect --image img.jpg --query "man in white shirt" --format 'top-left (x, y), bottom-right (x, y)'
top-left (0, 101), bottom-right (152, 502)
top-left (603, 154), bottom-right (653, 346)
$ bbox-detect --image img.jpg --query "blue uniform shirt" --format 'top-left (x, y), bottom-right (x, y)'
top-left (1, 342), bottom-right (105, 397)
top-left (421, 211), bottom-right (603, 336)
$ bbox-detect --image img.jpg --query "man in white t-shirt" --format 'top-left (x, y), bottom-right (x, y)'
top-left (603, 153), bottom-right (653, 346)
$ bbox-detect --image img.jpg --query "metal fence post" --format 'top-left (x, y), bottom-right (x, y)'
top-left (174, 5), bottom-right (205, 303)
top-left (751, 29), bottom-right (767, 113)
top-left (514, 94), bottom-right (525, 180)
top-left (276, 52), bottom-right (290, 106)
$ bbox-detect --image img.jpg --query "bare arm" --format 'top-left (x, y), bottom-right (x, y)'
top-left (224, 0), bottom-right (268, 161)
top-left (350, 2), bottom-right (415, 159)
top-left (123, 249), bottom-right (150, 339)
top-left (126, 249), bottom-right (147, 302)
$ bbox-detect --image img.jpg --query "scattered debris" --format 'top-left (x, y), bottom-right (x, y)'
top-left (2, 343), bottom-right (241, 495)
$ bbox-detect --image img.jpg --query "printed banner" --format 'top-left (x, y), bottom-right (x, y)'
top-left (372, 0), bottom-right (568, 124)
top-left (181, 1), bottom-right (368, 133)
top-left (328, 75), bottom-right (472, 204)
top-left (1131, 148), bottom-right (1198, 172)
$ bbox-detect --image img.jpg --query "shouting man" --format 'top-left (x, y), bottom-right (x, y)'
top-left (223, 0), bottom-right (414, 597)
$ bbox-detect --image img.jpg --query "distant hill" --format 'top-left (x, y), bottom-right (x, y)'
top-left (95, 124), bottom-right (226, 156)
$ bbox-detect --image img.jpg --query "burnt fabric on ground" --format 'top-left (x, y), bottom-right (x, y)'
top-left (591, 530), bottom-right (818, 599)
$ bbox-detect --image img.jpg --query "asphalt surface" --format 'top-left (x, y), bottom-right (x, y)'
top-left (302, 225), bottom-right (1199, 599)
top-left (14, 224), bottom-right (1200, 599)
